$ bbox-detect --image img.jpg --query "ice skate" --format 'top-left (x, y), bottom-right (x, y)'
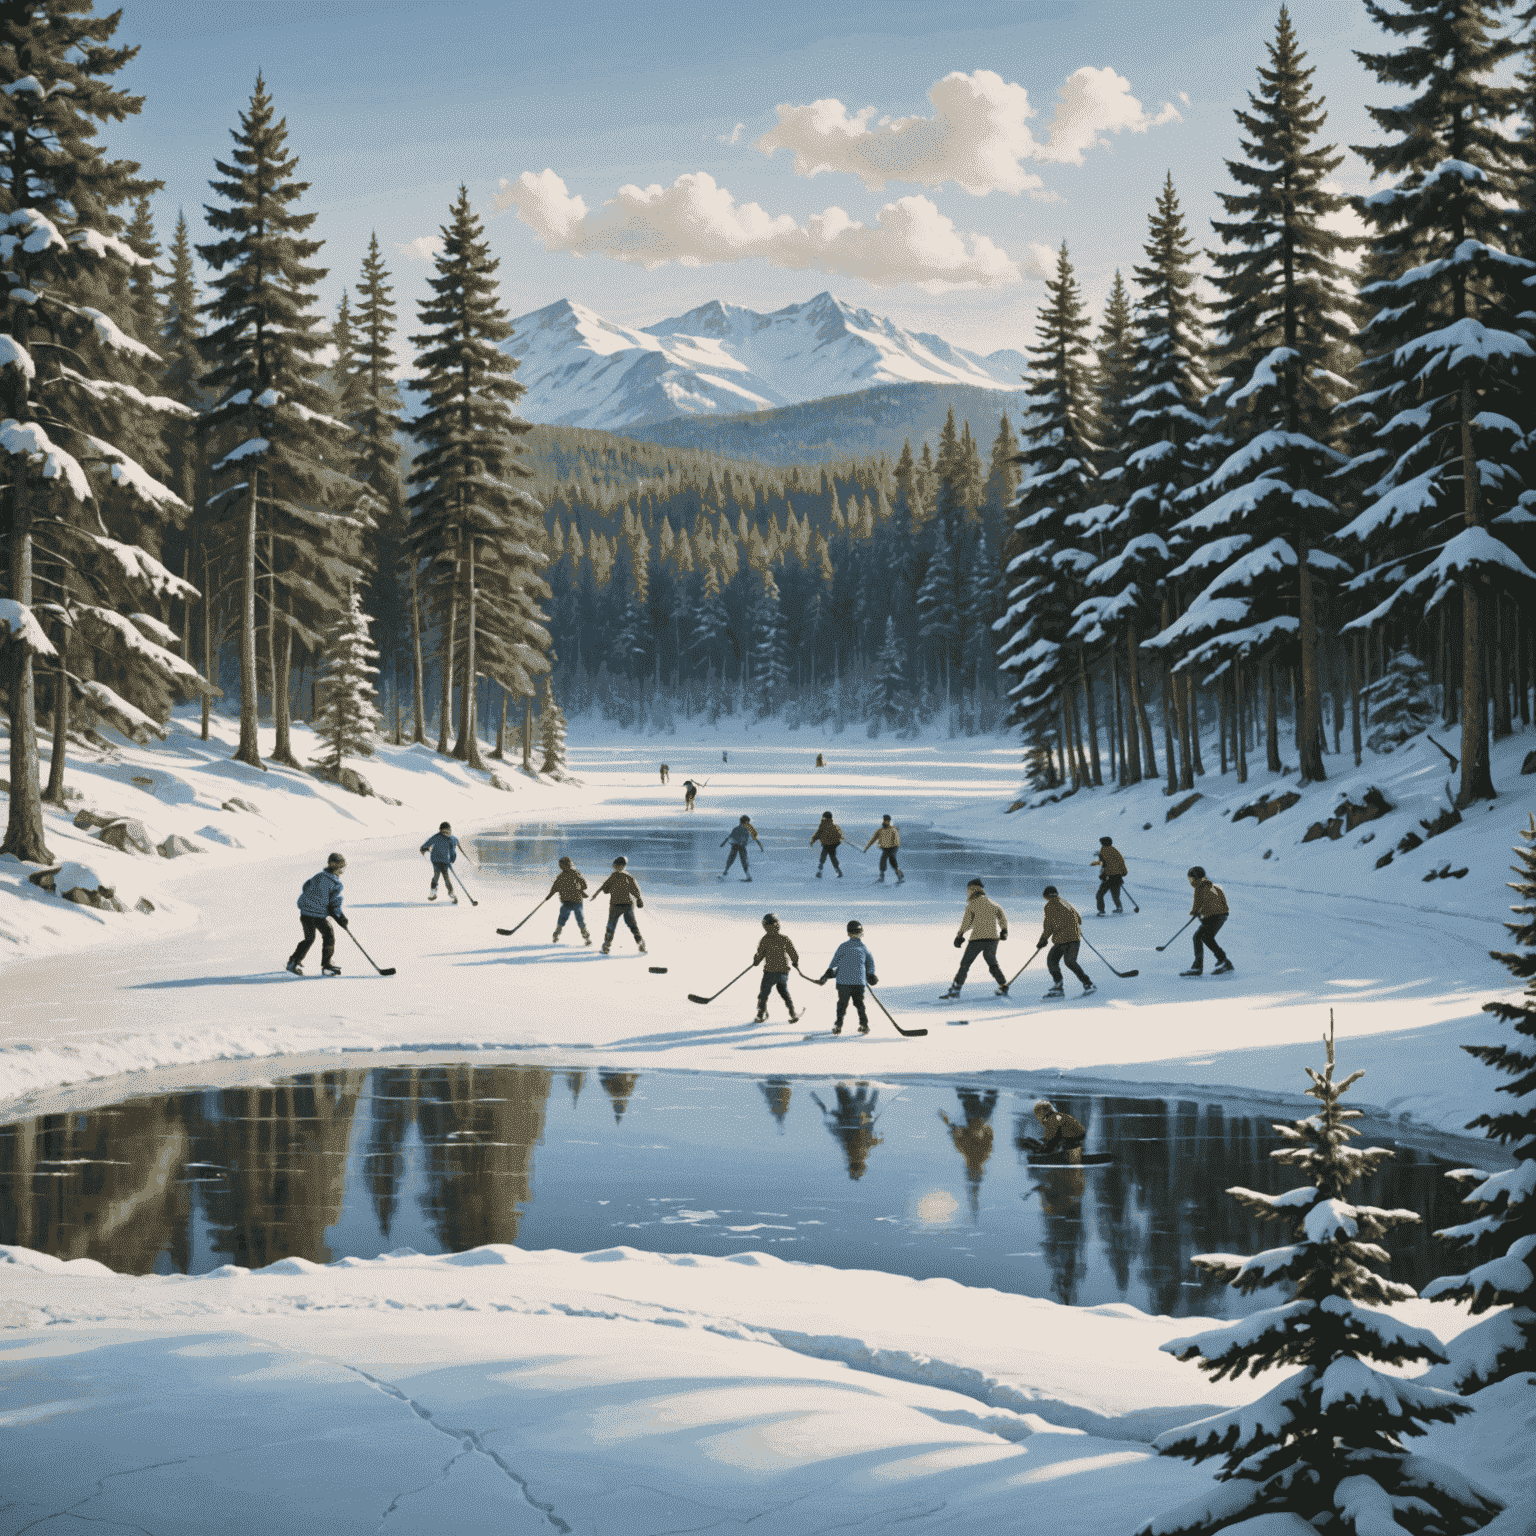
top-left (1043, 983), bottom-right (1065, 998)
top-left (896, 873), bottom-right (904, 884)
top-left (815, 870), bottom-right (823, 878)
top-left (552, 929), bottom-right (561, 943)
top-left (877, 876), bottom-right (885, 883)
top-left (857, 1023), bottom-right (869, 1034)
top-left (835, 868), bottom-right (842, 878)
top-left (286, 960), bottom-right (304, 976)
top-left (788, 1006), bottom-right (800, 1023)
top-left (1180, 966), bottom-right (1203, 978)
top-left (742, 875), bottom-right (752, 882)
top-left (1213, 959), bottom-right (1235, 975)
top-left (830, 1026), bottom-right (842, 1035)
top-left (581, 930), bottom-right (592, 946)
top-left (321, 963), bottom-right (341, 976)
top-left (1081, 982), bottom-right (1096, 996)
top-left (637, 940), bottom-right (647, 954)
top-left (994, 984), bottom-right (1009, 997)
top-left (449, 893), bottom-right (458, 905)
top-left (428, 890), bottom-right (437, 901)
top-left (940, 984), bottom-right (962, 1000)
top-left (754, 1009), bottom-right (767, 1023)
top-left (601, 944), bottom-right (611, 955)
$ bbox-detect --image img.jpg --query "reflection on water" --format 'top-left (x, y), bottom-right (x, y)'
top-left (0, 1067), bottom-right (1474, 1316)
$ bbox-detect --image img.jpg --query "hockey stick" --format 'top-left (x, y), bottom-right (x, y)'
top-left (1002, 947), bottom-right (1045, 990)
top-left (1078, 934), bottom-right (1139, 979)
top-left (866, 986), bottom-right (928, 1038)
top-left (450, 869), bottom-right (480, 908)
top-left (1117, 882), bottom-right (1141, 913)
top-left (1156, 917), bottom-right (1196, 952)
top-left (688, 962), bottom-right (755, 1005)
top-left (342, 924), bottom-right (396, 977)
top-left (497, 893), bottom-right (551, 937)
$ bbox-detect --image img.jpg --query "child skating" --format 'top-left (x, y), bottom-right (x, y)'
top-left (810, 811), bottom-right (844, 877)
top-left (287, 853), bottom-right (349, 976)
top-left (818, 920), bottom-right (878, 1034)
top-left (1035, 885), bottom-right (1094, 998)
top-left (752, 913), bottom-right (800, 1023)
top-left (720, 815), bottom-right (762, 880)
top-left (942, 878), bottom-right (1009, 998)
top-left (1091, 836), bottom-right (1127, 914)
top-left (862, 815), bottom-right (903, 882)
top-left (420, 821), bottom-right (460, 903)
top-left (1182, 866), bottom-right (1234, 976)
top-left (547, 856), bottom-right (591, 945)
top-left (595, 857), bottom-right (646, 955)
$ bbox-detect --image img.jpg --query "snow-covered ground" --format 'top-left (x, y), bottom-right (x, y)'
top-left (3, 710), bottom-right (1533, 1533)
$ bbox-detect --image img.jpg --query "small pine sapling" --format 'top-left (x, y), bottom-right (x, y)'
top-left (311, 590), bottom-right (382, 775)
top-left (1424, 813), bottom-right (1536, 1390)
top-left (1363, 650), bottom-right (1434, 755)
top-left (537, 678), bottom-right (568, 777)
top-left (1138, 1015), bottom-right (1501, 1536)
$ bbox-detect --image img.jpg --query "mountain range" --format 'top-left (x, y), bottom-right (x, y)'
top-left (504, 291), bottom-right (1028, 435)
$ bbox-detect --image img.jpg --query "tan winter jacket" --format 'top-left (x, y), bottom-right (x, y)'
top-left (596, 871), bottom-right (644, 908)
top-left (863, 825), bottom-right (901, 851)
top-left (753, 930), bottom-right (800, 973)
top-left (1035, 1106), bottom-right (1086, 1145)
top-left (1190, 879), bottom-right (1229, 919)
top-left (1092, 845), bottom-right (1128, 879)
top-left (958, 893), bottom-right (1008, 941)
top-left (1039, 896), bottom-right (1082, 945)
top-left (547, 868), bottom-right (589, 902)
top-left (811, 820), bottom-right (844, 846)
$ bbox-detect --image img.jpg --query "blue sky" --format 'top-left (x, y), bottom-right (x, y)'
top-left (111, 0), bottom-right (1390, 358)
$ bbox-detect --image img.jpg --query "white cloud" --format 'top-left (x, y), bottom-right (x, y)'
top-left (396, 234), bottom-right (443, 263)
top-left (755, 67), bottom-right (1181, 196)
top-left (718, 122), bottom-right (745, 145)
top-left (495, 169), bottom-right (1047, 291)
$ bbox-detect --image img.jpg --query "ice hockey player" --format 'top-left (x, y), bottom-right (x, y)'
top-left (814, 752), bottom-right (826, 768)
top-left (942, 878), bottom-right (1009, 998)
top-left (659, 764), bottom-right (670, 784)
top-left (420, 821), bottom-right (460, 903)
top-left (818, 920), bottom-right (878, 1035)
top-left (720, 815), bottom-right (763, 880)
top-left (1035, 885), bottom-right (1095, 998)
top-left (862, 815), bottom-right (903, 883)
top-left (1091, 836), bottom-right (1127, 914)
top-left (1019, 1099), bottom-right (1087, 1162)
top-left (547, 856), bottom-right (591, 945)
top-left (287, 852), bottom-right (348, 976)
top-left (1183, 866), bottom-right (1233, 976)
top-left (595, 857), bottom-right (646, 955)
top-left (810, 811), bottom-right (845, 877)
top-left (683, 779), bottom-right (700, 812)
top-left (752, 913), bottom-right (800, 1023)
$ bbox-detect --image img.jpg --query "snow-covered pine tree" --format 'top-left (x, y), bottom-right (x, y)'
top-left (871, 614), bottom-right (909, 735)
top-left (310, 587), bottom-right (380, 774)
top-left (1362, 649), bottom-right (1434, 752)
top-left (1140, 1018), bottom-right (1501, 1536)
top-left (198, 75), bottom-right (365, 770)
top-left (406, 186), bottom-right (549, 769)
top-left (1423, 813), bottom-right (1536, 1392)
top-left (1083, 182), bottom-right (1209, 796)
top-left (751, 572), bottom-right (789, 716)
top-left (995, 242), bottom-right (1099, 781)
top-left (1340, 0), bottom-right (1536, 807)
top-left (537, 676), bottom-right (568, 776)
top-left (3, 2), bottom-right (203, 862)
top-left (981, 412), bottom-right (1020, 565)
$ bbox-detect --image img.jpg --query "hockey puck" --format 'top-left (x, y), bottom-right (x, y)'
top-left (648, 966), bottom-right (668, 973)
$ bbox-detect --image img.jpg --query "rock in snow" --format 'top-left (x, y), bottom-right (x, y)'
top-left (97, 817), bottom-right (155, 856)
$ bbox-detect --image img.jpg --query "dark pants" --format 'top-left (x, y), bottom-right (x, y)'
top-left (877, 847), bottom-right (901, 877)
top-left (430, 862), bottom-right (455, 894)
top-left (1047, 941), bottom-right (1091, 986)
top-left (817, 844), bottom-right (841, 873)
top-left (604, 905), bottom-right (642, 945)
top-left (834, 984), bottom-right (869, 1029)
top-left (555, 900), bottom-right (587, 935)
top-left (291, 914), bottom-right (335, 967)
top-left (1095, 876), bottom-right (1123, 913)
top-left (724, 844), bottom-right (750, 875)
top-left (1193, 915), bottom-right (1229, 968)
top-left (685, 795), bottom-right (696, 811)
top-left (757, 971), bottom-right (793, 1011)
top-left (954, 939), bottom-right (1006, 987)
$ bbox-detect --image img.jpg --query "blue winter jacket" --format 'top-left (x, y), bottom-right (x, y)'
top-left (824, 937), bottom-right (876, 986)
top-left (725, 823), bottom-right (754, 848)
top-left (420, 831), bottom-right (459, 865)
top-left (298, 869), bottom-right (345, 919)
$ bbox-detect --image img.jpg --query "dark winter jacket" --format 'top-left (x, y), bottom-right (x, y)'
top-left (1093, 845), bottom-right (1127, 879)
top-left (547, 868), bottom-right (589, 902)
top-left (1035, 1106), bottom-right (1086, 1148)
top-left (753, 930), bottom-right (800, 973)
top-left (298, 869), bottom-right (345, 920)
top-left (822, 937), bottom-right (876, 986)
top-left (812, 819), bottom-right (843, 847)
top-left (1039, 896), bottom-right (1082, 946)
top-left (596, 871), bottom-right (644, 908)
top-left (1190, 879), bottom-right (1229, 919)
top-left (725, 822), bottom-right (759, 848)
top-left (421, 832), bottom-right (459, 865)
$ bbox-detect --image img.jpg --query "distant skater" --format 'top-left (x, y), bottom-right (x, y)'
top-left (720, 815), bottom-right (762, 880)
top-left (862, 815), bottom-right (903, 883)
top-left (752, 913), bottom-right (800, 1023)
top-left (287, 852), bottom-right (348, 976)
top-left (1091, 836), bottom-right (1127, 915)
top-left (722, 750), bottom-right (729, 764)
top-left (420, 821), bottom-right (459, 904)
top-left (818, 920), bottom-right (877, 1035)
top-left (814, 753), bottom-right (826, 768)
top-left (683, 779), bottom-right (699, 812)
top-left (1183, 866), bottom-right (1233, 976)
top-left (547, 855), bottom-right (591, 945)
top-left (942, 878), bottom-right (1009, 998)
top-left (659, 764), bottom-right (670, 785)
top-left (1036, 885), bottom-right (1094, 998)
top-left (1019, 1099), bottom-right (1087, 1163)
top-left (810, 811), bottom-right (844, 878)
top-left (595, 856), bottom-right (646, 955)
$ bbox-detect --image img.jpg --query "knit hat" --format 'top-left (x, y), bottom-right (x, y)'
top-left (740, 815), bottom-right (751, 823)
top-left (882, 814), bottom-right (892, 823)
top-left (1188, 865), bottom-right (1206, 880)
top-left (558, 856), bottom-right (572, 868)
top-left (968, 878), bottom-right (984, 889)
top-left (846, 920), bottom-right (863, 935)
top-left (822, 811), bottom-right (834, 819)
top-left (613, 857), bottom-right (628, 868)
top-left (439, 821), bottom-right (451, 831)
top-left (1100, 836), bottom-right (1113, 845)
top-left (763, 913), bottom-right (779, 929)
top-left (1042, 885), bottom-right (1058, 898)
top-left (327, 852), bottom-right (346, 869)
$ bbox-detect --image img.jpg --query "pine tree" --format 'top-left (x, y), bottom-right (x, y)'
top-left (1362, 649), bottom-right (1434, 752)
top-left (407, 186), bottom-right (550, 769)
top-left (159, 212), bottom-right (203, 510)
top-left (1341, 0), bottom-right (1536, 807)
top-left (2, 1), bottom-right (201, 862)
top-left (981, 412), bottom-right (1020, 561)
top-left (1423, 813), bottom-right (1536, 1391)
top-left (871, 614), bottom-right (910, 733)
top-left (751, 573), bottom-right (789, 714)
top-left (1140, 1019), bottom-right (1501, 1536)
top-left (198, 75), bottom-right (364, 770)
top-left (1152, 8), bottom-right (1354, 785)
top-left (310, 587), bottom-right (380, 773)
top-left (537, 675), bottom-right (568, 776)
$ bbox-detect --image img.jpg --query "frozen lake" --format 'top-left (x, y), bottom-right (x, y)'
top-left (1, 1063), bottom-right (1472, 1317)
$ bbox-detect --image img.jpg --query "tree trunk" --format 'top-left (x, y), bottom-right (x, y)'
top-left (437, 583), bottom-right (457, 756)
top-left (2, 470), bottom-right (52, 862)
top-left (1456, 370), bottom-right (1494, 804)
top-left (1264, 662), bottom-right (1281, 772)
top-left (1175, 668), bottom-right (1194, 791)
top-left (491, 686), bottom-right (507, 760)
top-left (456, 535), bottom-right (483, 769)
top-left (1160, 664), bottom-right (1178, 796)
top-left (1350, 634), bottom-right (1363, 766)
top-left (1125, 624), bottom-right (1152, 783)
top-left (44, 620), bottom-right (68, 806)
top-left (522, 696), bottom-right (532, 771)
top-left (1186, 675), bottom-right (1205, 776)
top-left (1234, 663), bottom-right (1248, 784)
top-left (1492, 595), bottom-right (1512, 739)
top-left (201, 547), bottom-right (214, 742)
top-left (271, 604), bottom-right (298, 766)
top-left (233, 477), bottom-right (262, 767)
top-left (1107, 649), bottom-right (1121, 785)
top-left (1296, 541), bottom-right (1325, 781)
top-left (1078, 646), bottom-right (1102, 787)
top-left (409, 559), bottom-right (426, 745)
top-left (263, 532), bottom-right (277, 727)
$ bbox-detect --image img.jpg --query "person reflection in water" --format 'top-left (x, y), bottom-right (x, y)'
top-left (1018, 1099), bottom-right (1087, 1164)
top-left (939, 1088), bottom-right (998, 1220)
top-left (812, 1082), bottom-right (882, 1180)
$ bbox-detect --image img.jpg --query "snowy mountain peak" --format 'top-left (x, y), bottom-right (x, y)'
top-left (505, 292), bottom-right (1024, 433)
